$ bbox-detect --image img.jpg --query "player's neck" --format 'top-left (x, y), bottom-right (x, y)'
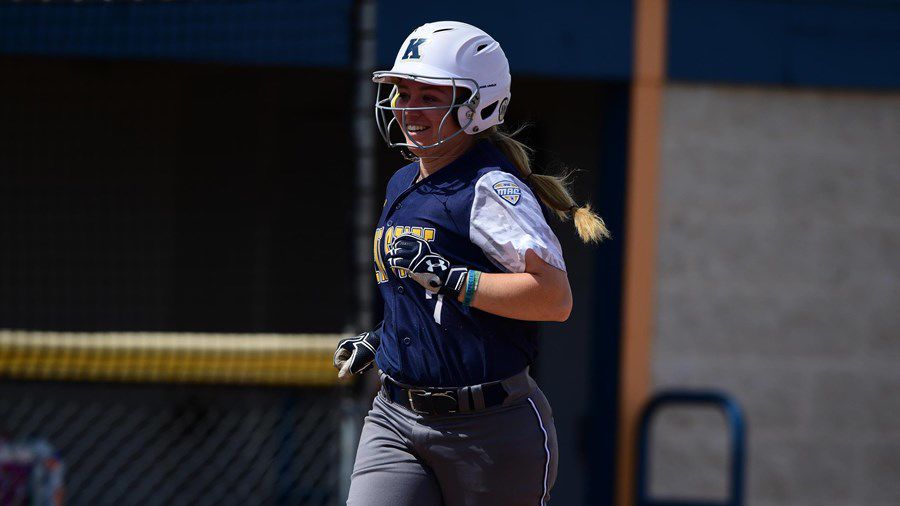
top-left (415, 136), bottom-right (476, 179)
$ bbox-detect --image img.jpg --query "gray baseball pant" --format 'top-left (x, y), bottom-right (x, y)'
top-left (346, 371), bottom-right (558, 506)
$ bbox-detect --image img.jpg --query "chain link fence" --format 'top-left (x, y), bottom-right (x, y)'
top-left (1, 380), bottom-right (347, 505)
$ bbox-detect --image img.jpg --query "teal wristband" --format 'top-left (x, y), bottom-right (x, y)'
top-left (463, 270), bottom-right (481, 307)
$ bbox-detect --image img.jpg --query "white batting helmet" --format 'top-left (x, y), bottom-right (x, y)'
top-left (373, 21), bottom-right (512, 151)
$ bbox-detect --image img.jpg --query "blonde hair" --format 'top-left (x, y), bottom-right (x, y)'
top-left (479, 126), bottom-right (611, 243)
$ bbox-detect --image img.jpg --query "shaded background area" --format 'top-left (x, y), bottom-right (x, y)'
top-left (1, 1), bottom-right (899, 505)
top-left (0, 59), bottom-right (354, 333)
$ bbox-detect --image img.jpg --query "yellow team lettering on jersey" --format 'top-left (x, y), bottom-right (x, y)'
top-left (373, 225), bottom-right (436, 283)
top-left (373, 228), bottom-right (388, 283)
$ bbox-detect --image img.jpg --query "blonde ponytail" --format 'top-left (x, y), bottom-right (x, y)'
top-left (480, 126), bottom-right (611, 243)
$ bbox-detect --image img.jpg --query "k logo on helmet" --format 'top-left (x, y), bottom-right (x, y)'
top-left (402, 38), bottom-right (427, 60)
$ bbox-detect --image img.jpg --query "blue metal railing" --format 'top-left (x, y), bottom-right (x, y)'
top-left (635, 390), bottom-right (746, 506)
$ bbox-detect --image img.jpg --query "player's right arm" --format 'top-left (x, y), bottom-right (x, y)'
top-left (465, 170), bottom-right (572, 321)
top-left (456, 249), bottom-right (571, 321)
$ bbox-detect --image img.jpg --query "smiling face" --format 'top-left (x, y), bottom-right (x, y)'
top-left (392, 79), bottom-right (472, 156)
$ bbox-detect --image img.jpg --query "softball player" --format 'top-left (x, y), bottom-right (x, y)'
top-left (333, 21), bottom-right (609, 506)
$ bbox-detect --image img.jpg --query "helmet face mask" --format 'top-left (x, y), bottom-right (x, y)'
top-left (372, 21), bottom-right (511, 158)
top-left (374, 74), bottom-right (479, 151)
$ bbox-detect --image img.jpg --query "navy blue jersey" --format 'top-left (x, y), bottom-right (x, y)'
top-left (373, 140), bottom-right (565, 387)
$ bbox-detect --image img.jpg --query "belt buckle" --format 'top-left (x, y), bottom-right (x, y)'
top-left (407, 389), bottom-right (458, 415)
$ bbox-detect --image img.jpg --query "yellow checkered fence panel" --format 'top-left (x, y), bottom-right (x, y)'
top-left (0, 330), bottom-right (343, 386)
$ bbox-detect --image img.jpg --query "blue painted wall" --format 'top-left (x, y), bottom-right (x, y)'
top-left (0, 0), bottom-right (352, 67)
top-left (376, 0), bottom-right (634, 80)
top-left (0, 0), bottom-right (634, 78)
top-left (668, 0), bottom-right (900, 88)
top-left (2, 0), bottom-right (899, 89)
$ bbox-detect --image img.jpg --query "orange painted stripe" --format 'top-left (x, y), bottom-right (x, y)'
top-left (617, 1), bottom-right (668, 506)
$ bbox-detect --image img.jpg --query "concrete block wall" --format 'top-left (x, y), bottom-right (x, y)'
top-left (652, 84), bottom-right (900, 506)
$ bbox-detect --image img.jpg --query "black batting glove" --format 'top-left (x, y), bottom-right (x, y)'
top-left (333, 327), bottom-right (381, 380)
top-left (386, 234), bottom-right (469, 299)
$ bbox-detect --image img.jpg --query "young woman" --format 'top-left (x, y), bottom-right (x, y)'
top-left (333, 21), bottom-right (609, 505)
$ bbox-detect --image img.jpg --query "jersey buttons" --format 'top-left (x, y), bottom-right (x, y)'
top-left (402, 337), bottom-right (411, 345)
top-left (397, 286), bottom-right (405, 294)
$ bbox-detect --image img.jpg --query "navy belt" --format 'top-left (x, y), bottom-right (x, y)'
top-left (382, 376), bottom-right (509, 415)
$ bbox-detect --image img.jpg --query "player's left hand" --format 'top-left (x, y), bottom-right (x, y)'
top-left (333, 329), bottom-right (381, 380)
top-left (386, 234), bottom-right (469, 298)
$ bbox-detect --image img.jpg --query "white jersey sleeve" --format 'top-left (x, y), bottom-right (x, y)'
top-left (469, 170), bottom-right (566, 273)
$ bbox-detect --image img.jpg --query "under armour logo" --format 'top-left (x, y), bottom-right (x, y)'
top-left (402, 38), bottom-right (427, 60)
top-left (425, 259), bottom-right (447, 272)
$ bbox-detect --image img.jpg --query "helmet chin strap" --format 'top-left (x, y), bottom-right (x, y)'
top-left (399, 147), bottom-right (418, 162)
top-left (400, 147), bottom-right (454, 163)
